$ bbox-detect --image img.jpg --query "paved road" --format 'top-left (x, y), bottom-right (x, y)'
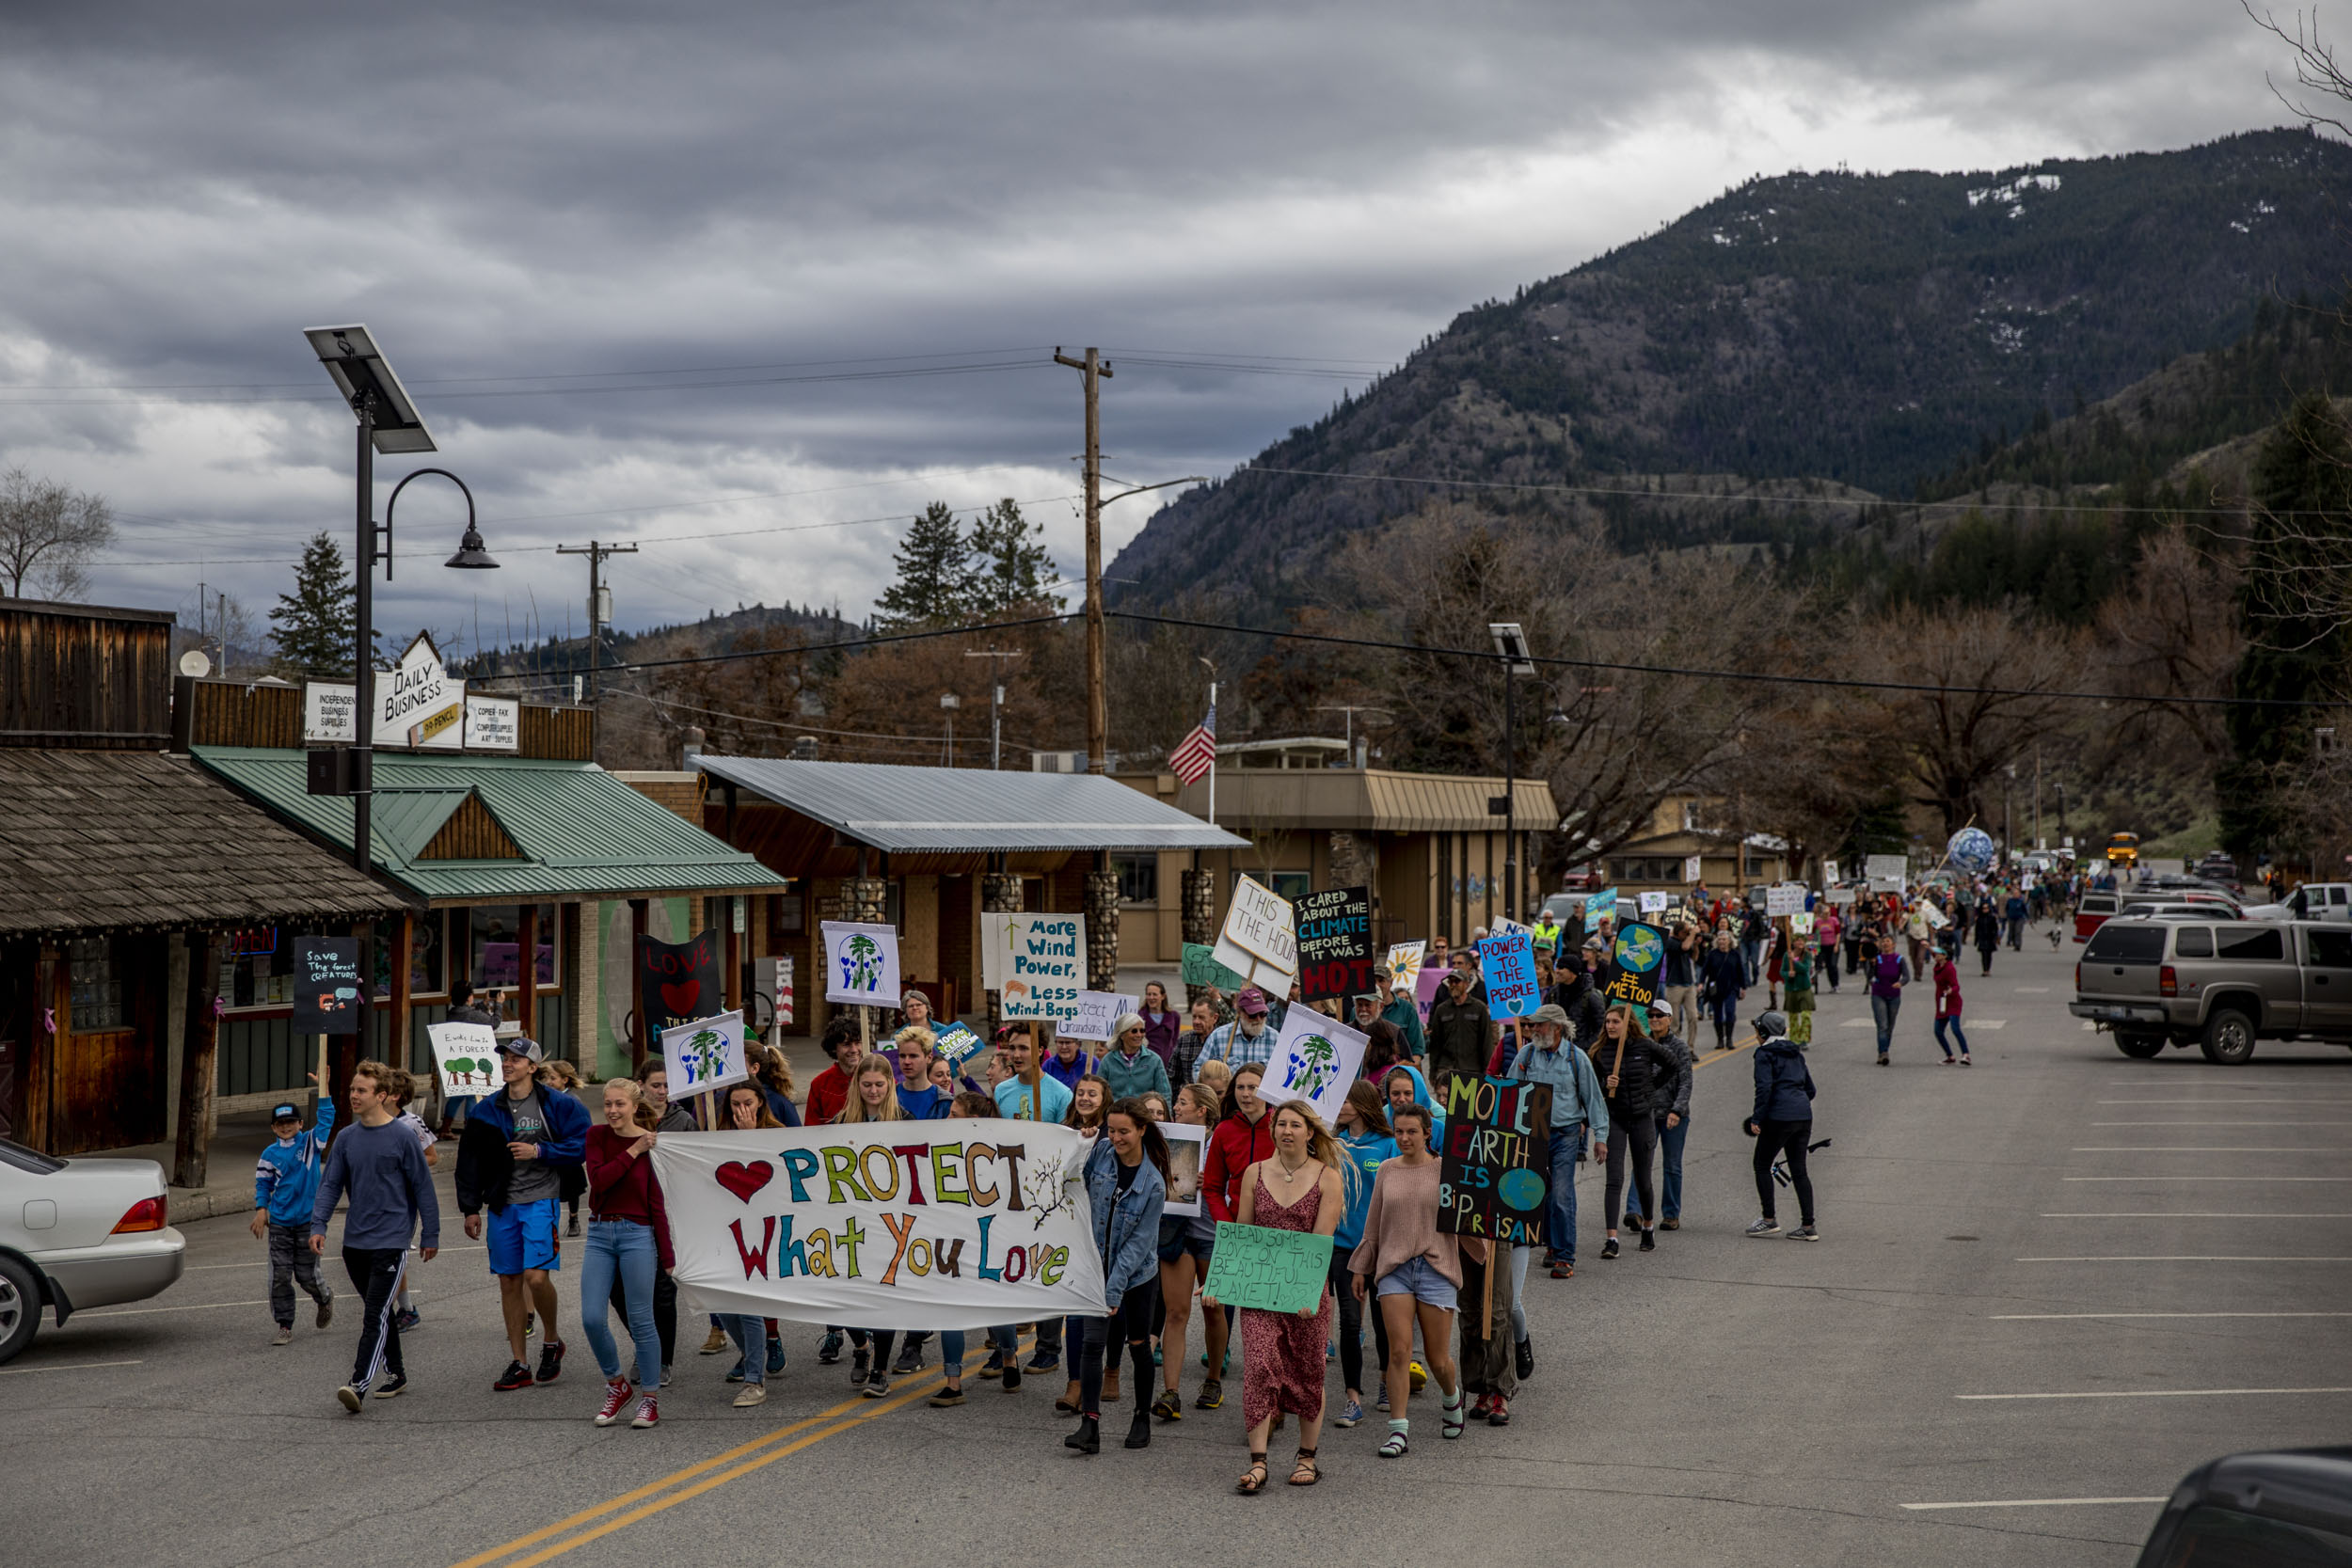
top-left (8, 932), bottom-right (2348, 1567)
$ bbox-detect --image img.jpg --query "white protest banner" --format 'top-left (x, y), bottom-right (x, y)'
top-left (425, 1021), bottom-right (500, 1100)
top-left (1638, 891), bottom-right (1670, 915)
top-left (1384, 941), bottom-right (1425, 997)
top-left (1161, 1121), bottom-right (1207, 1218)
top-left (1213, 874), bottom-right (1297, 991)
top-left (1765, 883), bottom-right (1806, 917)
top-left (820, 921), bottom-right (902, 1007)
top-left (662, 1008), bottom-right (751, 1099)
top-left (1491, 914), bottom-right (1532, 938)
top-left (1254, 1008), bottom-right (1368, 1128)
top-left (1063, 990), bottom-right (1139, 1043)
top-left (988, 912), bottom-right (1087, 1022)
top-left (653, 1121), bottom-right (1108, 1331)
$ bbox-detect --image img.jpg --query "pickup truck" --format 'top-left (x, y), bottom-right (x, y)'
top-left (2069, 915), bottom-right (2352, 1064)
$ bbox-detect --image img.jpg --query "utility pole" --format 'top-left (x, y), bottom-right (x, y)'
top-left (556, 539), bottom-right (638, 708)
top-left (963, 647), bottom-right (1025, 769)
top-left (1054, 346), bottom-right (1112, 772)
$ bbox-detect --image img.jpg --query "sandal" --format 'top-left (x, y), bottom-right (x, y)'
top-left (1288, 1449), bottom-right (1320, 1486)
top-left (1441, 1398), bottom-right (1467, 1440)
top-left (1236, 1454), bottom-right (1269, 1495)
top-left (1378, 1430), bottom-right (1408, 1458)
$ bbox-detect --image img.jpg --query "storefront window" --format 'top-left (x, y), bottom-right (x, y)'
top-left (218, 927), bottom-right (295, 1010)
top-left (469, 904), bottom-right (555, 989)
top-left (67, 937), bottom-right (125, 1031)
top-left (1112, 855), bottom-right (1158, 904)
top-left (408, 913), bottom-right (444, 994)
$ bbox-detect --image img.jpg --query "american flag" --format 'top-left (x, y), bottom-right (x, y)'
top-left (1168, 703), bottom-right (1216, 784)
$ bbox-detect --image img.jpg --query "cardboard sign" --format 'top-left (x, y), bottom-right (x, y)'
top-left (1603, 920), bottom-right (1666, 1009)
top-left (293, 937), bottom-right (364, 1036)
top-left (1161, 1121), bottom-right (1206, 1218)
top-left (1213, 875), bottom-right (1297, 991)
top-left (1584, 887), bottom-right (1619, 927)
top-left (820, 921), bottom-right (902, 1007)
top-left (663, 1008), bottom-right (751, 1099)
top-left (1765, 883), bottom-right (1806, 917)
top-left (986, 913), bottom-right (1087, 1022)
top-left (653, 1121), bottom-right (1107, 1331)
top-left (639, 929), bottom-right (724, 1037)
top-left (1254, 1008), bottom-right (1368, 1127)
top-left (1384, 941), bottom-right (1425, 997)
top-left (1477, 930), bottom-right (1542, 1020)
top-left (1638, 891), bottom-right (1670, 915)
top-left (1200, 1220), bottom-right (1331, 1314)
top-left (1062, 990), bottom-right (1139, 1043)
top-left (426, 1020), bottom-right (500, 1098)
top-left (1436, 1074), bottom-right (1552, 1246)
top-left (932, 1021), bottom-right (985, 1071)
top-left (1181, 942), bottom-right (1249, 992)
top-left (1295, 886), bottom-right (1375, 1001)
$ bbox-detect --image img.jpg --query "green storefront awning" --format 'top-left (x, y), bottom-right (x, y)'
top-left (193, 746), bottom-right (787, 903)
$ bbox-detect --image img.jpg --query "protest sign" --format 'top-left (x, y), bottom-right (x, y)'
top-left (1765, 883), bottom-right (1806, 917)
top-left (1414, 963), bottom-right (1446, 1019)
top-left (1254, 1008), bottom-right (1367, 1126)
top-left (663, 1008), bottom-right (751, 1099)
top-left (1477, 929), bottom-right (1542, 1019)
top-left (1384, 941), bottom-right (1425, 998)
top-left (1603, 920), bottom-right (1666, 1008)
top-left (1491, 914), bottom-right (1532, 938)
top-left (1821, 859), bottom-right (1842, 886)
top-left (1295, 886), bottom-right (1375, 1000)
top-left (639, 929), bottom-right (723, 1037)
top-left (654, 1120), bottom-right (1107, 1331)
top-left (1826, 887), bottom-right (1858, 906)
top-left (985, 913), bottom-right (1086, 1022)
top-left (1437, 1074), bottom-right (1552, 1246)
top-left (1683, 855), bottom-right (1703, 883)
top-left (1584, 887), bottom-right (1619, 927)
top-left (1638, 890), bottom-right (1670, 915)
top-left (1200, 1221), bottom-right (1331, 1314)
top-left (425, 1021), bottom-right (500, 1099)
top-left (1865, 854), bottom-right (1907, 890)
top-left (1790, 911), bottom-right (1816, 935)
top-left (1161, 1121), bottom-right (1206, 1218)
top-left (1062, 990), bottom-right (1139, 1043)
top-left (820, 921), bottom-right (901, 1008)
top-left (931, 1021), bottom-right (984, 1072)
top-left (1213, 875), bottom-right (1297, 991)
top-left (293, 937), bottom-right (364, 1035)
top-left (1181, 942), bottom-right (1248, 992)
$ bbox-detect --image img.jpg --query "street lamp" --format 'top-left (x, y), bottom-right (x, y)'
top-left (303, 325), bottom-right (498, 874)
top-left (1489, 623), bottom-right (1535, 918)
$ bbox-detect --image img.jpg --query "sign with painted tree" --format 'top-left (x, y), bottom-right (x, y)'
top-left (820, 921), bottom-right (902, 1007)
top-left (661, 1007), bottom-right (751, 1098)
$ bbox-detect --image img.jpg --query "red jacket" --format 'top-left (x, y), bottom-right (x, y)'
top-left (804, 1064), bottom-right (851, 1128)
top-left (1202, 1110), bottom-right (1275, 1225)
top-left (1933, 958), bottom-right (1963, 1019)
top-left (584, 1123), bottom-right (675, 1269)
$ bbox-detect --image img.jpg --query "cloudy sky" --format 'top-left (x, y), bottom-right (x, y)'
top-left (0, 1), bottom-right (2312, 653)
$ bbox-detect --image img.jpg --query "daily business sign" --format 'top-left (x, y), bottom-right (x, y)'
top-left (372, 632), bottom-right (465, 750)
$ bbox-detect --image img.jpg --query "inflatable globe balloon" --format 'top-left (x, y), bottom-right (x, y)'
top-left (1947, 827), bottom-right (1997, 875)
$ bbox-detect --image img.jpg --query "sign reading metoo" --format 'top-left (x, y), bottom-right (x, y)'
top-left (653, 1121), bottom-right (1109, 1330)
top-left (1437, 1074), bottom-right (1552, 1247)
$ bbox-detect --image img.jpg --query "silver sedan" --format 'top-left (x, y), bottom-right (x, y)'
top-left (0, 1137), bottom-right (186, 1363)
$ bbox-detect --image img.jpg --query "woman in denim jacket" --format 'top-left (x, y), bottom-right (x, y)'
top-left (1064, 1098), bottom-right (1168, 1456)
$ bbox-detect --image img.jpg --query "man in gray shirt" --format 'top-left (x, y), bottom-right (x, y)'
top-left (310, 1059), bottom-right (438, 1411)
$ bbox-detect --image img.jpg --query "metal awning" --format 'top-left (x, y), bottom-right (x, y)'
top-left (693, 756), bottom-right (1248, 854)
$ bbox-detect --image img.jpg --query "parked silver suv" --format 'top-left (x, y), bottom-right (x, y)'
top-left (2069, 915), bottom-right (2352, 1064)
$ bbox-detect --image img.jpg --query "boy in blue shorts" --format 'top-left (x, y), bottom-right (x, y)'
top-left (455, 1037), bottom-right (588, 1392)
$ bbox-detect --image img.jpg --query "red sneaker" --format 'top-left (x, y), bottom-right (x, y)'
top-left (1486, 1395), bottom-right (1512, 1427)
top-left (631, 1393), bottom-right (660, 1430)
top-left (1470, 1392), bottom-right (1495, 1420)
top-left (594, 1377), bottom-right (632, 1427)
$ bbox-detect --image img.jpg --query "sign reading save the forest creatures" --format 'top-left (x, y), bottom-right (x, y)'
top-left (1477, 929), bottom-right (1542, 1019)
top-left (639, 930), bottom-right (723, 1037)
top-left (1437, 1074), bottom-right (1553, 1246)
top-left (293, 937), bottom-right (364, 1036)
top-left (1253, 1007), bottom-right (1367, 1127)
top-left (662, 1008), bottom-right (751, 1098)
top-left (820, 922), bottom-right (901, 1008)
top-left (985, 913), bottom-right (1086, 1022)
top-left (426, 1021), bottom-right (500, 1099)
top-left (1200, 1220), bottom-right (1331, 1314)
top-left (1295, 886), bottom-right (1375, 1001)
top-left (653, 1121), bottom-right (1107, 1331)
top-left (1213, 875), bottom-right (1297, 991)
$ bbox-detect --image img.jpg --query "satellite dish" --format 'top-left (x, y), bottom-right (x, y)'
top-left (179, 649), bottom-right (213, 678)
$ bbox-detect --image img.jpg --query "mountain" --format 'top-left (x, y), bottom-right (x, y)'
top-left (1109, 128), bottom-right (2352, 608)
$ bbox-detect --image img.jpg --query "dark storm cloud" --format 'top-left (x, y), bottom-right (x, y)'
top-left (0, 1), bottom-right (2296, 635)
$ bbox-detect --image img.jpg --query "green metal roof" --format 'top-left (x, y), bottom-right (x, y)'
top-left (193, 747), bottom-right (787, 903)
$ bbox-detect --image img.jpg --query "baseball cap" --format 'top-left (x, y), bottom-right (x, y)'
top-left (1527, 1003), bottom-right (1571, 1027)
top-left (1235, 987), bottom-right (1269, 1016)
top-left (269, 1102), bottom-right (299, 1121)
top-left (496, 1036), bottom-right (546, 1064)
top-left (1648, 998), bottom-right (1676, 1019)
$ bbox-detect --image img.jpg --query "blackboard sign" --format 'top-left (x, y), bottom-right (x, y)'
top-left (294, 937), bottom-right (365, 1036)
top-left (1437, 1073), bottom-right (1551, 1246)
top-left (1295, 885), bottom-right (1374, 1001)
top-left (1603, 920), bottom-right (1666, 1009)
top-left (638, 930), bottom-right (723, 1036)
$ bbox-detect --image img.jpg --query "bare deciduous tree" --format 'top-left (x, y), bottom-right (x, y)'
top-left (0, 467), bottom-right (114, 599)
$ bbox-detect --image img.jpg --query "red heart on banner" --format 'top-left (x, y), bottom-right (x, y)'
top-left (660, 979), bottom-right (700, 1016)
top-left (715, 1161), bottom-right (772, 1203)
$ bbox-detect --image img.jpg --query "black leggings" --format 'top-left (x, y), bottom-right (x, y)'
top-left (1604, 1111), bottom-right (1659, 1231)
top-left (1327, 1251), bottom-right (1366, 1394)
top-left (1078, 1278), bottom-right (1159, 1418)
top-left (1753, 1117), bottom-right (1815, 1226)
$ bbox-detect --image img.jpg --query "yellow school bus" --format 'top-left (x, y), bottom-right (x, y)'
top-left (2104, 832), bottom-right (2140, 869)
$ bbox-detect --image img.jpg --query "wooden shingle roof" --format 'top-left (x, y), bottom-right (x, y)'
top-left (0, 749), bottom-right (416, 936)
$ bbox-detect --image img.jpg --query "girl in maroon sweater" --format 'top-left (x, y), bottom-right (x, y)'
top-left (582, 1081), bottom-right (674, 1429)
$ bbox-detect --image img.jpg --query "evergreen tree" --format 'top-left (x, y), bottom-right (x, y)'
top-left (2217, 394), bottom-right (2352, 856)
top-left (872, 501), bottom-right (972, 630)
top-left (269, 531), bottom-right (362, 677)
top-left (967, 498), bottom-right (1063, 616)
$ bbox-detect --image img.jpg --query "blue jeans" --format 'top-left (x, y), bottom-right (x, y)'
top-left (1871, 992), bottom-right (1900, 1055)
top-left (579, 1220), bottom-right (661, 1385)
top-left (1741, 941), bottom-right (1763, 986)
top-left (721, 1315), bottom-right (770, 1385)
top-left (941, 1323), bottom-right (1018, 1376)
top-left (1656, 1111), bottom-right (1688, 1220)
top-left (1545, 1126), bottom-right (1584, 1263)
top-left (1935, 1016), bottom-right (1969, 1058)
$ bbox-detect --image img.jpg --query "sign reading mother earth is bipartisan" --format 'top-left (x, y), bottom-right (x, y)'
top-left (1437, 1074), bottom-right (1552, 1247)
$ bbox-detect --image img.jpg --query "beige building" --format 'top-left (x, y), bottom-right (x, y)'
top-left (1585, 795), bottom-right (1791, 895)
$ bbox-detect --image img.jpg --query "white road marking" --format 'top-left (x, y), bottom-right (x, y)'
top-left (1840, 1018), bottom-right (1873, 1029)
top-left (2099, 1099), bottom-right (2352, 1105)
top-left (2039, 1212), bottom-right (2352, 1218)
top-left (0, 1359), bottom-right (143, 1376)
top-left (2071, 1147), bottom-right (2339, 1152)
top-left (80, 1298), bottom-right (269, 1319)
top-left (1993, 1311), bottom-right (2352, 1320)
top-left (1899, 1497), bottom-right (2165, 1512)
top-left (1969, 1020), bottom-right (2007, 1030)
top-left (2065, 1176), bottom-right (2352, 1181)
top-left (2081, 1022), bottom-right (2097, 1031)
top-left (2092, 1121), bottom-right (2352, 1127)
top-left (2016, 1255), bottom-right (2352, 1262)
top-left (2013, 986), bottom-right (2052, 993)
top-left (1959, 1386), bottom-right (2352, 1401)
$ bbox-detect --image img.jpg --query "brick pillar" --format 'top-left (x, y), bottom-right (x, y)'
top-left (1085, 870), bottom-right (1120, 991)
top-left (1181, 868), bottom-right (1216, 1007)
top-left (981, 871), bottom-right (1023, 1032)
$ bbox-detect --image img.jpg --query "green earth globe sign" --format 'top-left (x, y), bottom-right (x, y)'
top-left (1499, 1167), bottom-right (1547, 1212)
top-left (1613, 924), bottom-right (1663, 974)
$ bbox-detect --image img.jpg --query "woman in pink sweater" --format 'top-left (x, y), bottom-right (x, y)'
top-left (1348, 1101), bottom-right (1484, 1458)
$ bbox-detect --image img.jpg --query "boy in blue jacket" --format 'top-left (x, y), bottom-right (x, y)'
top-left (252, 1073), bottom-right (334, 1345)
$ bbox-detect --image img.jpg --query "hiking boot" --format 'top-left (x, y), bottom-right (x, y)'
top-left (595, 1377), bottom-right (633, 1425)
top-left (1660, 1217), bottom-right (1680, 1231)
top-left (272, 1324), bottom-right (294, 1347)
top-left (535, 1338), bottom-right (565, 1384)
top-left (1549, 1260), bottom-right (1574, 1279)
top-left (1194, 1376), bottom-right (1224, 1410)
top-left (495, 1359), bottom-right (535, 1391)
top-left (1745, 1217), bottom-right (1781, 1237)
top-left (1152, 1386), bottom-right (1184, 1422)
